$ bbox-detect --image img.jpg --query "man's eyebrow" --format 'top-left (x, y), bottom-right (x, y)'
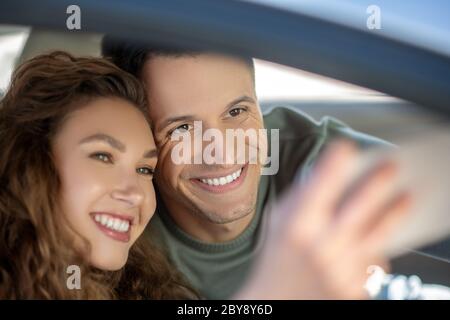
top-left (158, 115), bottom-right (196, 131)
top-left (226, 95), bottom-right (256, 109)
top-left (79, 133), bottom-right (126, 152)
top-left (157, 96), bottom-right (256, 132)
top-left (143, 149), bottom-right (158, 159)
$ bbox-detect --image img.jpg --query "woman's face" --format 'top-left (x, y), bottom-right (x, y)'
top-left (52, 97), bottom-right (157, 271)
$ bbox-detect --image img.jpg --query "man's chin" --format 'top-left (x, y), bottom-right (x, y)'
top-left (192, 203), bottom-right (255, 225)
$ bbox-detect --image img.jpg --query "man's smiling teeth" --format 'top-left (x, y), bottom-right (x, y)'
top-left (94, 214), bottom-right (130, 232)
top-left (199, 168), bottom-right (242, 186)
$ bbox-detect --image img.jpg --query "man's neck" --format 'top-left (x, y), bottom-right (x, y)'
top-left (163, 202), bottom-right (256, 243)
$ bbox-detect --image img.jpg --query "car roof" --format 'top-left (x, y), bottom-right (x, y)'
top-left (246, 0), bottom-right (450, 57)
top-left (1, 0), bottom-right (449, 117)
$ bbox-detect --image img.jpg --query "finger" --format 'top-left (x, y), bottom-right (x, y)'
top-left (316, 162), bottom-right (399, 258)
top-left (328, 161), bottom-right (399, 244)
top-left (359, 192), bottom-right (413, 255)
top-left (303, 140), bottom-right (358, 212)
top-left (278, 140), bottom-right (360, 247)
top-left (290, 140), bottom-right (359, 238)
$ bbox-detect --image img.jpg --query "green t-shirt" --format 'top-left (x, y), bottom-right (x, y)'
top-left (146, 106), bottom-right (388, 299)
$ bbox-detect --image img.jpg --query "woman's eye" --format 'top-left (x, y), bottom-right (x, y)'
top-left (90, 152), bottom-right (113, 164)
top-left (171, 124), bottom-right (192, 135)
top-left (137, 167), bottom-right (154, 176)
top-left (229, 107), bottom-right (246, 117)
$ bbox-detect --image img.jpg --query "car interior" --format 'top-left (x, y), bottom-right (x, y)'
top-left (0, 0), bottom-right (449, 288)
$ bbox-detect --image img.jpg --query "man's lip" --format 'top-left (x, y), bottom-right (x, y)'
top-left (190, 164), bottom-right (247, 180)
top-left (189, 163), bottom-right (248, 193)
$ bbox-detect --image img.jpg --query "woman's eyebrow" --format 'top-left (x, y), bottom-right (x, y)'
top-left (79, 133), bottom-right (126, 152)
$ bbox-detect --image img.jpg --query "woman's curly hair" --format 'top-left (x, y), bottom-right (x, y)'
top-left (0, 51), bottom-right (196, 299)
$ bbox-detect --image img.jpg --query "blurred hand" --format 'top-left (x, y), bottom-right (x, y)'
top-left (236, 141), bottom-right (412, 299)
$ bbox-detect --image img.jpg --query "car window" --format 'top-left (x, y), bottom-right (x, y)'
top-left (0, 26), bottom-right (29, 96)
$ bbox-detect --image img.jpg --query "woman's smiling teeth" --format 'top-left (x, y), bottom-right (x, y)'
top-left (199, 168), bottom-right (242, 186)
top-left (93, 214), bottom-right (130, 232)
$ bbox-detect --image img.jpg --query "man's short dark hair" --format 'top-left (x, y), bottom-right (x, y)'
top-left (101, 35), bottom-right (255, 81)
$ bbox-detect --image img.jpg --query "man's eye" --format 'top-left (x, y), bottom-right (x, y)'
top-left (90, 152), bottom-right (113, 164)
top-left (229, 107), bottom-right (246, 117)
top-left (137, 167), bottom-right (154, 176)
top-left (172, 124), bottom-right (192, 134)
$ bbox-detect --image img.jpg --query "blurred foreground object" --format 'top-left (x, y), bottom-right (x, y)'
top-left (348, 126), bottom-right (450, 258)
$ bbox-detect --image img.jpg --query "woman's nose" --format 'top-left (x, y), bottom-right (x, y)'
top-left (110, 174), bottom-right (144, 207)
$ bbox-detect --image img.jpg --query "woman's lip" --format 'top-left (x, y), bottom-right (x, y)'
top-left (90, 212), bottom-right (134, 243)
top-left (92, 218), bottom-right (131, 243)
top-left (90, 211), bottom-right (135, 225)
top-left (190, 163), bottom-right (248, 193)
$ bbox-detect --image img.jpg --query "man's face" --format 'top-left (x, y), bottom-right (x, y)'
top-left (142, 53), bottom-right (264, 224)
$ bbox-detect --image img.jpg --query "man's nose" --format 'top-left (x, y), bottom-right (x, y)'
top-left (200, 123), bottom-right (242, 165)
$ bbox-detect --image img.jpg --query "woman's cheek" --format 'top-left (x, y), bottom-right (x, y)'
top-left (142, 184), bottom-right (157, 225)
top-left (62, 168), bottom-right (104, 226)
